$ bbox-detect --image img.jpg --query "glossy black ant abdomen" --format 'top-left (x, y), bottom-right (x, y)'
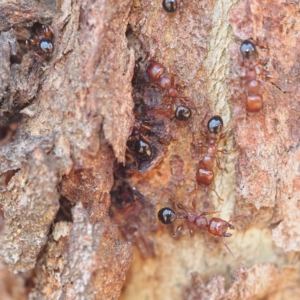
top-left (175, 105), bottom-right (192, 121)
top-left (207, 115), bottom-right (223, 134)
top-left (162, 0), bottom-right (178, 13)
top-left (240, 40), bottom-right (257, 60)
top-left (134, 139), bottom-right (153, 160)
top-left (158, 207), bottom-right (177, 224)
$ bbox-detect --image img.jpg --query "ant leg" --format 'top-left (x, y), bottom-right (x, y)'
top-left (141, 123), bottom-right (153, 131)
top-left (216, 157), bottom-right (227, 172)
top-left (217, 148), bottom-right (229, 154)
top-left (140, 133), bottom-right (152, 144)
top-left (217, 131), bottom-right (228, 143)
top-left (190, 227), bottom-right (195, 237)
top-left (191, 186), bottom-right (198, 211)
top-left (173, 224), bottom-right (184, 236)
top-left (187, 177), bottom-right (197, 183)
top-left (199, 211), bottom-right (219, 217)
top-left (208, 186), bottom-right (224, 202)
top-left (175, 202), bottom-right (188, 213)
top-left (222, 235), bottom-right (235, 258)
top-left (33, 53), bottom-right (47, 61)
top-left (42, 25), bottom-right (52, 37)
top-left (228, 213), bottom-right (250, 224)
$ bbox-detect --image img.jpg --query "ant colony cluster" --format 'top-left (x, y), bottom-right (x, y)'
top-left (114, 32), bottom-right (268, 257)
top-left (5, 15), bottom-right (266, 259)
top-left (114, 7), bottom-right (268, 258)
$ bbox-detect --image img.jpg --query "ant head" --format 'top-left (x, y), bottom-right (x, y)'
top-left (207, 115), bottom-right (223, 134)
top-left (134, 139), bottom-right (153, 160)
top-left (158, 207), bottom-right (176, 224)
top-left (162, 0), bottom-right (178, 13)
top-left (175, 105), bottom-right (192, 121)
top-left (39, 39), bottom-right (54, 54)
top-left (240, 40), bottom-right (257, 59)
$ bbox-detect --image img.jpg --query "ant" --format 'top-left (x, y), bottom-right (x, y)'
top-left (126, 100), bottom-right (172, 173)
top-left (127, 118), bottom-right (153, 162)
top-left (240, 40), bottom-right (264, 113)
top-left (162, 0), bottom-right (184, 13)
top-left (194, 115), bottom-right (229, 200)
top-left (26, 24), bottom-right (54, 61)
top-left (157, 201), bottom-right (235, 257)
top-left (146, 61), bottom-right (193, 121)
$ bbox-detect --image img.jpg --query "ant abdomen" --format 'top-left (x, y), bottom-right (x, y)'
top-left (246, 95), bottom-right (263, 113)
top-left (196, 168), bottom-right (214, 186)
top-left (147, 62), bottom-right (166, 82)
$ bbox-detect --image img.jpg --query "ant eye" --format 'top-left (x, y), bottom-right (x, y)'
top-left (135, 139), bottom-right (152, 159)
top-left (162, 0), bottom-right (178, 12)
top-left (175, 106), bottom-right (191, 121)
top-left (207, 115), bottom-right (223, 134)
top-left (39, 40), bottom-right (54, 53)
top-left (158, 208), bottom-right (176, 224)
top-left (240, 40), bottom-right (257, 59)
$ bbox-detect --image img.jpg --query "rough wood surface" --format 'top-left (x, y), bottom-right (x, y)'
top-left (0, 0), bottom-right (299, 299)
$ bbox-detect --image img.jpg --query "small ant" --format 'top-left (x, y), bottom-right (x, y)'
top-left (127, 119), bottom-right (153, 162)
top-left (26, 24), bottom-right (54, 61)
top-left (126, 100), bottom-right (173, 172)
top-left (158, 202), bottom-right (235, 257)
top-left (146, 61), bottom-right (193, 120)
top-left (147, 61), bottom-right (180, 98)
top-left (162, 0), bottom-right (183, 13)
top-left (240, 40), bottom-right (264, 113)
top-left (195, 115), bottom-right (229, 193)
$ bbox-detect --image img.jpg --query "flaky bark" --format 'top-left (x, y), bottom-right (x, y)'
top-left (0, 0), bottom-right (299, 299)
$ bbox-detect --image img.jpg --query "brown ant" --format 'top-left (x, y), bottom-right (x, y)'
top-left (26, 24), bottom-right (54, 61)
top-left (194, 115), bottom-right (229, 199)
top-left (126, 99), bottom-right (172, 173)
top-left (162, 0), bottom-right (184, 13)
top-left (147, 61), bottom-right (180, 98)
top-left (146, 61), bottom-right (193, 120)
top-left (240, 40), bottom-right (264, 113)
top-left (158, 202), bottom-right (235, 257)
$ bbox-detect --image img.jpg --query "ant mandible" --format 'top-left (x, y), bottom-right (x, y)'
top-left (240, 40), bottom-right (264, 113)
top-left (195, 115), bottom-right (229, 199)
top-left (157, 202), bottom-right (235, 257)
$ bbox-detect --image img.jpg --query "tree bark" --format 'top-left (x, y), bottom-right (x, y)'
top-left (0, 0), bottom-right (300, 300)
